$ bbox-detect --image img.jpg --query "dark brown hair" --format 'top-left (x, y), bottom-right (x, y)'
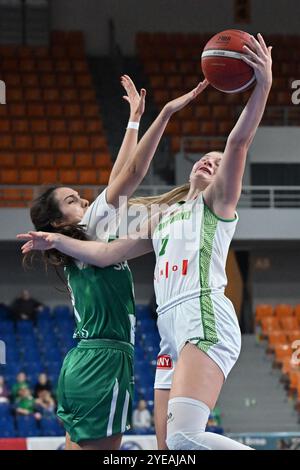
top-left (24, 186), bottom-right (88, 269)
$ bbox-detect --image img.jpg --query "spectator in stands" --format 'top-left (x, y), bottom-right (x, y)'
top-left (18, 75), bottom-right (208, 450)
top-left (132, 399), bottom-right (152, 431)
top-left (35, 390), bottom-right (56, 417)
top-left (11, 372), bottom-right (30, 401)
top-left (0, 375), bottom-right (10, 403)
top-left (10, 289), bottom-right (43, 323)
top-left (34, 373), bottom-right (52, 398)
top-left (15, 385), bottom-right (42, 421)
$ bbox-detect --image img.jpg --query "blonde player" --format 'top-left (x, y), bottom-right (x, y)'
top-left (18, 34), bottom-right (272, 450)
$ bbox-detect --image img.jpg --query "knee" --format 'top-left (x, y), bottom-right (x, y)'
top-left (166, 396), bottom-right (210, 450)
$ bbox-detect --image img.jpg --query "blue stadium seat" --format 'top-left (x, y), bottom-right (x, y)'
top-left (16, 415), bottom-right (40, 437)
top-left (2, 361), bottom-right (23, 375)
top-left (46, 362), bottom-right (63, 379)
top-left (134, 341), bottom-right (145, 353)
top-left (136, 305), bottom-right (151, 318)
top-left (19, 340), bottom-right (39, 353)
top-left (0, 320), bottom-right (15, 334)
top-left (44, 349), bottom-right (63, 362)
top-left (142, 330), bottom-right (160, 342)
top-left (16, 321), bottom-right (34, 335)
top-left (60, 340), bottom-right (77, 356)
top-left (23, 362), bottom-right (44, 377)
top-left (144, 344), bottom-right (160, 355)
top-left (37, 317), bottom-right (53, 328)
top-left (39, 333), bottom-right (59, 345)
top-left (143, 318), bottom-right (157, 327)
top-left (38, 306), bottom-right (51, 319)
top-left (21, 349), bottom-right (41, 363)
top-left (136, 373), bottom-right (154, 387)
top-left (0, 416), bottom-right (16, 437)
top-left (1, 331), bottom-right (16, 342)
top-left (137, 386), bottom-right (154, 401)
top-left (134, 358), bottom-right (145, 370)
top-left (5, 348), bottom-right (21, 363)
top-left (0, 403), bottom-right (12, 418)
top-left (53, 305), bottom-right (71, 319)
top-left (40, 417), bottom-right (64, 437)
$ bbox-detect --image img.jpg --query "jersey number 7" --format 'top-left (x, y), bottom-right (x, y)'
top-left (159, 236), bottom-right (169, 257)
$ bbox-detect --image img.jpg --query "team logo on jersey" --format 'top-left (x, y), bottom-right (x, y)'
top-left (154, 259), bottom-right (189, 281)
top-left (157, 354), bottom-right (173, 369)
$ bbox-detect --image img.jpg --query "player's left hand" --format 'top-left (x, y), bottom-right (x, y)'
top-left (242, 33), bottom-right (272, 89)
top-left (163, 79), bottom-right (209, 117)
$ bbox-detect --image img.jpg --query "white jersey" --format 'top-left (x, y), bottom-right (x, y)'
top-left (80, 188), bottom-right (119, 242)
top-left (152, 194), bottom-right (238, 315)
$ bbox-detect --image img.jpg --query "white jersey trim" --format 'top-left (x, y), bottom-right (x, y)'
top-left (107, 378), bottom-right (119, 436)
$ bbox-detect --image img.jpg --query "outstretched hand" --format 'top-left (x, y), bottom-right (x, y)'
top-left (242, 33), bottom-right (272, 89)
top-left (16, 231), bottom-right (58, 253)
top-left (121, 74), bottom-right (146, 120)
top-left (163, 79), bottom-right (209, 117)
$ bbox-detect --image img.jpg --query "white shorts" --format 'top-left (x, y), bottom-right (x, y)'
top-left (154, 294), bottom-right (241, 389)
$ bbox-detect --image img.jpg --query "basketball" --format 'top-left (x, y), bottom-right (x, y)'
top-left (201, 29), bottom-right (256, 93)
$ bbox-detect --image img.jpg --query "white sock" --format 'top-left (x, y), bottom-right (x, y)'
top-left (167, 397), bottom-right (252, 450)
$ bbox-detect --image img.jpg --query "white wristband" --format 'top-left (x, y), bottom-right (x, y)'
top-left (127, 121), bottom-right (140, 130)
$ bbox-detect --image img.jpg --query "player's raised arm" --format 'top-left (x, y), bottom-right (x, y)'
top-left (108, 75), bottom-right (146, 185)
top-left (204, 34), bottom-right (272, 219)
top-left (106, 80), bottom-right (209, 208)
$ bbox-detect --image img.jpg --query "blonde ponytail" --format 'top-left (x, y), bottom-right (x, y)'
top-left (128, 183), bottom-right (190, 209)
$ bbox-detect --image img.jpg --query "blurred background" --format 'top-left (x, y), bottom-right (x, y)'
top-left (0, 0), bottom-right (300, 450)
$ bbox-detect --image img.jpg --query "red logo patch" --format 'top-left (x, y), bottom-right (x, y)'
top-left (156, 355), bottom-right (173, 369)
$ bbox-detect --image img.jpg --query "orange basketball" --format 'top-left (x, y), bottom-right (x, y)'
top-left (201, 29), bottom-right (256, 93)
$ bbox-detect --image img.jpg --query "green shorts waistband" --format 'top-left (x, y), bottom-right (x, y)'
top-left (77, 338), bottom-right (134, 357)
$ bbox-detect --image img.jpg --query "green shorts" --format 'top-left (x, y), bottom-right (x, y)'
top-left (56, 338), bottom-right (134, 444)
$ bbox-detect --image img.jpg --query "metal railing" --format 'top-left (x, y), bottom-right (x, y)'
top-left (1, 185), bottom-right (300, 209)
top-left (137, 185), bottom-right (300, 208)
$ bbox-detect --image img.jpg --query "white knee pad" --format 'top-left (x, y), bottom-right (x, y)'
top-left (166, 397), bottom-right (252, 450)
top-left (166, 397), bottom-right (210, 450)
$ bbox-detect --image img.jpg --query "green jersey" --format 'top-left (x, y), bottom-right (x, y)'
top-left (66, 261), bottom-right (135, 344)
top-left (64, 189), bottom-right (135, 345)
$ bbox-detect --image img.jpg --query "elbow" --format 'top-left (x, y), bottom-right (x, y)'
top-left (99, 259), bottom-right (111, 268)
top-left (94, 247), bottom-right (112, 268)
top-left (125, 159), bottom-right (141, 177)
top-left (227, 135), bottom-right (251, 149)
top-left (126, 160), bottom-right (146, 182)
top-left (94, 256), bottom-right (111, 269)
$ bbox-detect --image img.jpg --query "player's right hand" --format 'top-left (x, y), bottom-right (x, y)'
top-left (16, 231), bottom-right (59, 253)
top-left (121, 74), bottom-right (146, 120)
